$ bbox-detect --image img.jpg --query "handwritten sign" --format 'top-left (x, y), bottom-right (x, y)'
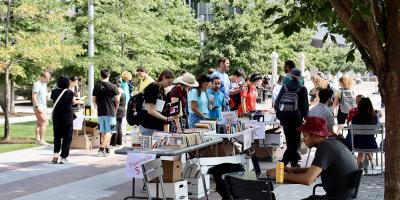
top-left (126, 153), bottom-right (156, 178)
top-left (245, 122), bottom-right (266, 139)
top-left (242, 129), bottom-right (252, 150)
top-left (221, 111), bottom-right (237, 124)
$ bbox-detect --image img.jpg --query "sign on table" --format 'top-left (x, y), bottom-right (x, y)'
top-left (242, 129), bottom-right (252, 150)
top-left (245, 122), bottom-right (266, 139)
top-left (222, 111), bottom-right (237, 124)
top-left (126, 153), bottom-right (156, 178)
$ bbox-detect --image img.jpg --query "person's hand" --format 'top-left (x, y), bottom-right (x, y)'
top-left (168, 115), bottom-right (179, 122)
top-left (176, 127), bottom-right (183, 134)
top-left (284, 167), bottom-right (293, 174)
top-left (266, 168), bottom-right (276, 177)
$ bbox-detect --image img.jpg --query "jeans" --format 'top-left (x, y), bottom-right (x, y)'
top-left (282, 124), bottom-right (301, 167)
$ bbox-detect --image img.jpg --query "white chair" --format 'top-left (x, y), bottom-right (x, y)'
top-left (350, 124), bottom-right (385, 175)
top-left (142, 159), bottom-right (166, 200)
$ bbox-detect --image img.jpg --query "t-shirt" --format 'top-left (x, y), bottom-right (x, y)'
top-left (142, 82), bottom-right (168, 131)
top-left (32, 81), bottom-right (48, 109)
top-left (139, 76), bottom-right (155, 93)
top-left (121, 80), bottom-right (130, 107)
top-left (188, 89), bottom-right (209, 115)
top-left (51, 89), bottom-right (75, 125)
top-left (211, 70), bottom-right (231, 98)
top-left (116, 89), bottom-right (126, 119)
top-left (312, 138), bottom-right (358, 198)
top-left (92, 81), bottom-right (119, 116)
top-left (206, 88), bottom-right (227, 120)
top-left (308, 103), bottom-right (335, 131)
top-left (237, 85), bottom-right (257, 116)
top-left (170, 86), bottom-right (188, 117)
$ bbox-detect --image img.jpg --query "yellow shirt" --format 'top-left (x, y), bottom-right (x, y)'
top-left (139, 76), bottom-right (155, 93)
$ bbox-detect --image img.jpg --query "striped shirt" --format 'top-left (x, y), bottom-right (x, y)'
top-left (308, 103), bottom-right (335, 131)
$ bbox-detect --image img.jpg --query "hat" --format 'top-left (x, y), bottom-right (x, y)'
top-left (175, 73), bottom-right (199, 87)
top-left (289, 68), bottom-right (304, 79)
top-left (297, 116), bottom-right (331, 137)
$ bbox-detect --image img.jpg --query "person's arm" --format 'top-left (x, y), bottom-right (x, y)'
top-left (240, 86), bottom-right (248, 113)
top-left (332, 91), bottom-right (340, 109)
top-left (267, 166), bottom-right (322, 185)
top-left (92, 96), bottom-right (97, 109)
top-left (229, 87), bottom-right (241, 95)
top-left (171, 97), bottom-right (182, 133)
top-left (147, 103), bottom-right (178, 122)
top-left (32, 92), bottom-right (39, 109)
top-left (191, 101), bottom-right (207, 118)
top-left (114, 88), bottom-right (121, 112)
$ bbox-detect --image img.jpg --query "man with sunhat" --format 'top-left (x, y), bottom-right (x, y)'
top-left (169, 72), bottom-right (199, 133)
top-left (274, 68), bottom-right (309, 167)
top-left (267, 116), bottom-right (358, 200)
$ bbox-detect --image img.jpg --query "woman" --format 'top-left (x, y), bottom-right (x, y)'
top-left (140, 70), bottom-right (178, 135)
top-left (51, 76), bottom-right (82, 164)
top-left (120, 71), bottom-right (132, 107)
top-left (110, 78), bottom-right (126, 146)
top-left (188, 74), bottom-right (211, 128)
top-left (333, 76), bottom-right (356, 133)
top-left (237, 73), bottom-right (263, 117)
top-left (69, 76), bottom-right (82, 113)
top-left (351, 97), bottom-right (379, 167)
top-left (169, 72), bottom-right (198, 133)
top-left (309, 74), bottom-right (329, 106)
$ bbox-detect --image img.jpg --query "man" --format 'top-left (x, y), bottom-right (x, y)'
top-left (229, 68), bottom-right (246, 111)
top-left (32, 71), bottom-right (51, 145)
top-left (137, 66), bottom-right (155, 93)
top-left (282, 60), bottom-right (304, 86)
top-left (308, 88), bottom-right (335, 134)
top-left (274, 68), bottom-right (309, 167)
top-left (207, 76), bottom-right (229, 120)
top-left (93, 69), bottom-right (120, 156)
top-left (267, 116), bottom-right (358, 200)
top-left (211, 57), bottom-right (241, 102)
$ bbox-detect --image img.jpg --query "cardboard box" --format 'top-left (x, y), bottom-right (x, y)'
top-left (162, 160), bottom-right (182, 182)
top-left (148, 180), bottom-right (188, 199)
top-left (70, 135), bottom-right (92, 150)
top-left (254, 147), bottom-right (283, 162)
top-left (264, 132), bottom-right (284, 148)
top-left (91, 134), bottom-right (101, 148)
top-left (77, 121), bottom-right (99, 136)
top-left (187, 174), bottom-right (210, 198)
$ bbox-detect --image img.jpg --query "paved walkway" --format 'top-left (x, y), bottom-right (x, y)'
top-left (0, 144), bottom-right (384, 200)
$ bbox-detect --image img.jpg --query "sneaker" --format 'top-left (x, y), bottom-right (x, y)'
top-left (59, 158), bottom-right (68, 164)
top-left (39, 141), bottom-right (51, 146)
top-left (97, 149), bottom-right (107, 157)
top-left (105, 148), bottom-right (110, 155)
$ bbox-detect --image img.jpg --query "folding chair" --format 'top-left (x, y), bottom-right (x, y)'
top-left (142, 158), bottom-right (166, 200)
top-left (350, 124), bottom-right (385, 175)
top-left (224, 174), bottom-right (276, 200)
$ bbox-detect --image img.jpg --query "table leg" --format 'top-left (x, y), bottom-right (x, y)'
top-left (123, 178), bottom-right (147, 200)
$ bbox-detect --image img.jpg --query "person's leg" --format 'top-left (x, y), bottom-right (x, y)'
top-left (110, 133), bottom-right (117, 146)
top-left (357, 152), bottom-right (366, 167)
top-left (281, 125), bottom-right (291, 166)
top-left (116, 118), bottom-right (123, 145)
top-left (60, 125), bottom-right (73, 159)
top-left (290, 126), bottom-right (301, 166)
top-left (53, 132), bottom-right (62, 155)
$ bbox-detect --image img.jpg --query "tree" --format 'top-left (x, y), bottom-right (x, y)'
top-left (0, 0), bottom-right (84, 140)
top-left (266, 0), bottom-right (400, 198)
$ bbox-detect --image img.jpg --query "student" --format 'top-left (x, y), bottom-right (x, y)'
top-left (308, 88), bottom-right (335, 134)
top-left (229, 68), bottom-right (246, 111)
top-left (309, 75), bottom-right (329, 106)
top-left (137, 66), bottom-right (155, 93)
top-left (188, 74), bottom-right (211, 128)
top-left (333, 76), bottom-right (356, 133)
top-left (110, 78), bottom-right (126, 146)
top-left (32, 71), bottom-right (51, 145)
top-left (267, 116), bottom-right (358, 200)
top-left (237, 73), bottom-right (263, 117)
top-left (207, 76), bottom-right (228, 120)
top-left (140, 70), bottom-right (179, 135)
top-left (282, 60), bottom-right (304, 86)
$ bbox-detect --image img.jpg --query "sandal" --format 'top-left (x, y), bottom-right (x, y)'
top-left (52, 156), bottom-right (59, 164)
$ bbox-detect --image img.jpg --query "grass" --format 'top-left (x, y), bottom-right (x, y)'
top-left (0, 121), bottom-right (54, 153)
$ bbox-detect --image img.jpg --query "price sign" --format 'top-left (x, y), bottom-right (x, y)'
top-left (126, 153), bottom-right (156, 178)
top-left (243, 129), bottom-right (252, 150)
top-left (221, 111), bottom-right (237, 124)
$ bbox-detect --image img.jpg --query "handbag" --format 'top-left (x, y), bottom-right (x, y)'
top-left (50, 89), bottom-right (68, 120)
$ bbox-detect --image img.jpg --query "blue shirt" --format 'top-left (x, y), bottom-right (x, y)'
top-left (211, 70), bottom-right (231, 98)
top-left (206, 88), bottom-right (227, 120)
top-left (188, 89), bottom-right (209, 115)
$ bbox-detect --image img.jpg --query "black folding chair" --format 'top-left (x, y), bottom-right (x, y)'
top-left (224, 174), bottom-right (276, 200)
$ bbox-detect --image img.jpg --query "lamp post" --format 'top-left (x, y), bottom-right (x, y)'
top-left (88, 0), bottom-right (94, 108)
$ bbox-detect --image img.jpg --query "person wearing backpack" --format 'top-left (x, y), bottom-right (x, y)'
top-left (274, 68), bottom-right (309, 167)
top-left (332, 76), bottom-right (356, 133)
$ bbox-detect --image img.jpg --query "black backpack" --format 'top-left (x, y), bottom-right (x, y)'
top-left (126, 93), bottom-right (146, 126)
top-left (276, 85), bottom-right (302, 124)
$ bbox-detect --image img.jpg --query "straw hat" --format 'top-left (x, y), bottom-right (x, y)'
top-left (174, 73), bottom-right (199, 87)
top-left (297, 116), bottom-right (331, 137)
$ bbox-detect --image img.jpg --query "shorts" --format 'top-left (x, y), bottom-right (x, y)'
top-left (98, 116), bottom-right (116, 134)
top-left (34, 108), bottom-right (48, 126)
top-left (337, 109), bottom-right (348, 124)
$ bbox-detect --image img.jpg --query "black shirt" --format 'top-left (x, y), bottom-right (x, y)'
top-left (93, 81), bottom-right (119, 116)
top-left (312, 138), bottom-right (358, 198)
top-left (141, 82), bottom-right (167, 131)
top-left (116, 89), bottom-right (126, 118)
top-left (51, 89), bottom-right (75, 125)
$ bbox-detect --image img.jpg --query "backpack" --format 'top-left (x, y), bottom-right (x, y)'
top-left (339, 88), bottom-right (356, 113)
top-left (276, 85), bottom-right (302, 124)
top-left (126, 93), bottom-right (146, 126)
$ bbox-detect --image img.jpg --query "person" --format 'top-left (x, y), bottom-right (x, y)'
top-left (229, 68), bottom-right (246, 111)
top-left (208, 68), bottom-right (216, 75)
top-left (346, 94), bottom-right (364, 123)
top-left (309, 75), bottom-right (329, 106)
top-left (351, 97), bottom-right (379, 168)
top-left (332, 76), bottom-right (356, 133)
top-left (274, 69), bottom-right (309, 167)
top-left (137, 66), bottom-right (155, 93)
top-left (110, 78), bottom-right (126, 146)
top-left (120, 71), bottom-right (132, 107)
top-left (237, 73), bottom-right (263, 116)
top-left (271, 75), bottom-right (284, 108)
top-left (169, 72), bottom-right (198, 133)
top-left (211, 57), bottom-right (239, 101)
top-left (207, 76), bottom-right (229, 120)
top-left (267, 116), bottom-right (358, 200)
top-left (32, 71), bottom-right (51, 146)
top-left (51, 76), bottom-right (83, 164)
top-left (282, 60), bottom-right (304, 86)
top-left (308, 89), bottom-right (335, 135)
top-left (93, 69), bottom-right (120, 156)
top-left (140, 70), bottom-right (178, 135)
top-left (188, 74), bottom-right (211, 128)
top-left (69, 76), bottom-right (80, 97)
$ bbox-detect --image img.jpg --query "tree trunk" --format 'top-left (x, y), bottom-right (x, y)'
top-left (382, 69), bottom-right (400, 200)
top-left (10, 80), bottom-right (15, 114)
top-left (3, 65), bottom-right (10, 140)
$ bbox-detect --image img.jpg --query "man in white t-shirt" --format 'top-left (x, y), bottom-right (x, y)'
top-left (32, 71), bottom-right (51, 145)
